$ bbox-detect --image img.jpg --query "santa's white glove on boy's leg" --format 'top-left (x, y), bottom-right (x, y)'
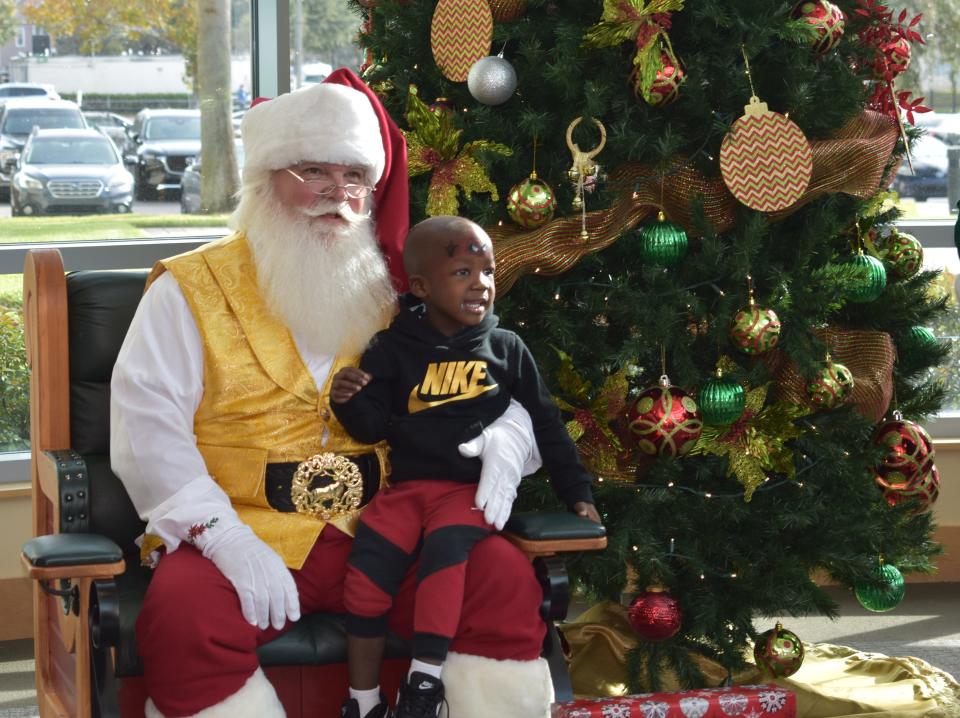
top-left (459, 398), bottom-right (543, 530)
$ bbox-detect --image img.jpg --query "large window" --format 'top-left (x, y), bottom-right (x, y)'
top-left (0, 2), bottom-right (956, 485)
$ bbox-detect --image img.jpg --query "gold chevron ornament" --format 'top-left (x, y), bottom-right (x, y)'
top-left (720, 49), bottom-right (812, 212)
top-left (720, 94), bottom-right (812, 212)
top-left (431, 0), bottom-right (493, 82)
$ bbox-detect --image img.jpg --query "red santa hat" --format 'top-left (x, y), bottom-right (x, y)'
top-left (242, 70), bottom-right (409, 290)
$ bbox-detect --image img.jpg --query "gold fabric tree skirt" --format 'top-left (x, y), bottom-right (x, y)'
top-left (560, 603), bottom-right (960, 718)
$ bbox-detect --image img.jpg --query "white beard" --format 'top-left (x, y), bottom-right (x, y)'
top-left (231, 179), bottom-right (397, 358)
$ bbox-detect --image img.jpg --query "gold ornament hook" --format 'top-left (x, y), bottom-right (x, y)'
top-left (565, 116), bottom-right (607, 178)
top-left (566, 116), bottom-right (606, 238)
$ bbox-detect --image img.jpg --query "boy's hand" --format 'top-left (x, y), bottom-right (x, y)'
top-left (573, 501), bottom-right (601, 523)
top-left (330, 367), bottom-right (371, 404)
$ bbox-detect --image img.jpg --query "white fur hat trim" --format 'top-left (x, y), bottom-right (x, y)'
top-left (241, 83), bottom-right (385, 184)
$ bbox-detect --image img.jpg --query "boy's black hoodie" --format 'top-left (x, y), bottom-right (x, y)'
top-left (331, 294), bottom-right (594, 509)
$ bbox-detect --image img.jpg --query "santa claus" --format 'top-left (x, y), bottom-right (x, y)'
top-left (110, 70), bottom-right (553, 718)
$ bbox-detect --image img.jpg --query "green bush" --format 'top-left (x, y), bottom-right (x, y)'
top-left (0, 295), bottom-right (29, 452)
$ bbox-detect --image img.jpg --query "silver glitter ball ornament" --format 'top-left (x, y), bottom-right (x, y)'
top-left (467, 55), bottom-right (518, 105)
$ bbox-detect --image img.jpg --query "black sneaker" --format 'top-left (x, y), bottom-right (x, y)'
top-left (394, 671), bottom-right (447, 718)
top-left (341, 693), bottom-right (389, 718)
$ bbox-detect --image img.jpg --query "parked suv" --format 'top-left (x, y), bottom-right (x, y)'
top-left (0, 98), bottom-right (86, 196)
top-left (83, 111), bottom-right (132, 148)
top-left (10, 128), bottom-right (134, 216)
top-left (122, 108), bottom-right (200, 199)
top-left (0, 82), bottom-right (59, 102)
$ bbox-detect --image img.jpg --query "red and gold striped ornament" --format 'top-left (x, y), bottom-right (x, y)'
top-left (730, 304), bottom-right (781, 355)
top-left (754, 623), bottom-right (804, 678)
top-left (720, 96), bottom-right (812, 212)
top-left (872, 417), bottom-right (935, 492)
top-left (431, 0), bottom-right (493, 82)
top-left (506, 172), bottom-right (556, 229)
top-left (807, 354), bottom-right (854, 410)
top-left (627, 375), bottom-right (702, 458)
top-left (791, 1), bottom-right (845, 57)
top-left (878, 229), bottom-right (923, 280)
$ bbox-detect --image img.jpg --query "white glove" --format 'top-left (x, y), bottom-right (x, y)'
top-left (202, 523), bottom-right (301, 630)
top-left (459, 399), bottom-right (542, 530)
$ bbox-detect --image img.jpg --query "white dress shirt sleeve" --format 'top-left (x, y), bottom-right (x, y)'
top-left (110, 271), bottom-right (242, 553)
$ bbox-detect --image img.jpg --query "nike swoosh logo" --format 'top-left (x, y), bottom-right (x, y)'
top-left (407, 382), bottom-right (498, 413)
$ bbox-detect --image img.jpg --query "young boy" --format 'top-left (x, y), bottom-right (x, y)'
top-left (331, 215), bottom-right (600, 718)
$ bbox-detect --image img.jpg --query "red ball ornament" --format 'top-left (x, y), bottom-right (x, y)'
top-left (628, 586), bottom-right (682, 642)
top-left (881, 36), bottom-right (911, 78)
top-left (646, 54), bottom-right (684, 107)
top-left (872, 416), bottom-right (935, 492)
top-left (792, 1), bottom-right (846, 56)
top-left (627, 376), bottom-right (703, 457)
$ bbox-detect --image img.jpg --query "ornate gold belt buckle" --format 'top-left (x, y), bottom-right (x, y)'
top-left (291, 453), bottom-right (363, 520)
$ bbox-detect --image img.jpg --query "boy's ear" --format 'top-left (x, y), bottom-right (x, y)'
top-left (408, 275), bottom-right (428, 299)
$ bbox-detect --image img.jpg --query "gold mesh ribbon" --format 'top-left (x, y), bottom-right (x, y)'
top-left (764, 328), bottom-right (895, 423)
top-left (492, 111), bottom-right (899, 294)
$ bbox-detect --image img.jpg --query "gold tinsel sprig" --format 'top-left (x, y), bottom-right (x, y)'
top-left (552, 349), bottom-right (631, 474)
top-left (404, 85), bottom-right (511, 216)
top-left (689, 382), bottom-right (807, 501)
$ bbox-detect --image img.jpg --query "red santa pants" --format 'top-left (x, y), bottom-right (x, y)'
top-left (343, 480), bottom-right (493, 662)
top-left (136, 523), bottom-right (544, 717)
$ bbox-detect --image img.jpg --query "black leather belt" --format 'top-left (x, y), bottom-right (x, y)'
top-left (266, 453), bottom-right (380, 513)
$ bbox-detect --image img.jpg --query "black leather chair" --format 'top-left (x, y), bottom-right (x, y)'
top-left (19, 247), bottom-right (607, 718)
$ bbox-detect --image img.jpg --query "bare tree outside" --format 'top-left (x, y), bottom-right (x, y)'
top-left (198, 0), bottom-right (239, 213)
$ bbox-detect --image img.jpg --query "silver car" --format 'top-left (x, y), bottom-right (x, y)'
top-left (180, 141), bottom-right (244, 214)
top-left (11, 128), bottom-right (134, 216)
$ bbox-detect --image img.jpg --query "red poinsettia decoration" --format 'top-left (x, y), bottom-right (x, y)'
top-left (854, 1), bottom-right (929, 125)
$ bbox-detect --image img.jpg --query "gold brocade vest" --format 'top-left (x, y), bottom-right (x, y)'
top-left (149, 233), bottom-right (388, 569)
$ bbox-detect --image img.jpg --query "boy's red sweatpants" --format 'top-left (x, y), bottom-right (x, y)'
top-left (343, 480), bottom-right (493, 662)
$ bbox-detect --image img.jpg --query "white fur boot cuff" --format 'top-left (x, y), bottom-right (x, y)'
top-left (442, 651), bottom-right (555, 718)
top-left (144, 667), bottom-right (285, 718)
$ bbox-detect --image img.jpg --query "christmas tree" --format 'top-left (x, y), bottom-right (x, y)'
top-left (358, 0), bottom-right (945, 691)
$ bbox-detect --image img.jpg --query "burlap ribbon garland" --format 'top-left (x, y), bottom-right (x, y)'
top-left (762, 327), bottom-right (896, 423)
top-left (491, 111), bottom-right (899, 294)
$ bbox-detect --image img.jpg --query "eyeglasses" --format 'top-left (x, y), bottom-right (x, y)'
top-left (284, 168), bottom-right (374, 199)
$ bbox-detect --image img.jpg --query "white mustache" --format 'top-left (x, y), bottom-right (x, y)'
top-left (298, 200), bottom-right (363, 220)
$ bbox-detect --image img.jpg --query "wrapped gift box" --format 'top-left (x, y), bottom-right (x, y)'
top-left (552, 683), bottom-right (796, 718)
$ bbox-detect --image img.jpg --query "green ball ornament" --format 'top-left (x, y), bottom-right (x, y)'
top-left (880, 229), bottom-right (923, 280)
top-left (808, 356), bottom-right (854, 409)
top-left (637, 211), bottom-right (688, 267)
top-left (854, 563), bottom-right (905, 612)
top-left (699, 374), bottom-right (746, 425)
top-left (754, 622), bottom-right (805, 678)
top-left (897, 326), bottom-right (938, 365)
top-left (845, 253), bottom-right (887, 303)
top-left (506, 173), bottom-right (557, 229)
top-left (729, 304), bottom-right (781, 355)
